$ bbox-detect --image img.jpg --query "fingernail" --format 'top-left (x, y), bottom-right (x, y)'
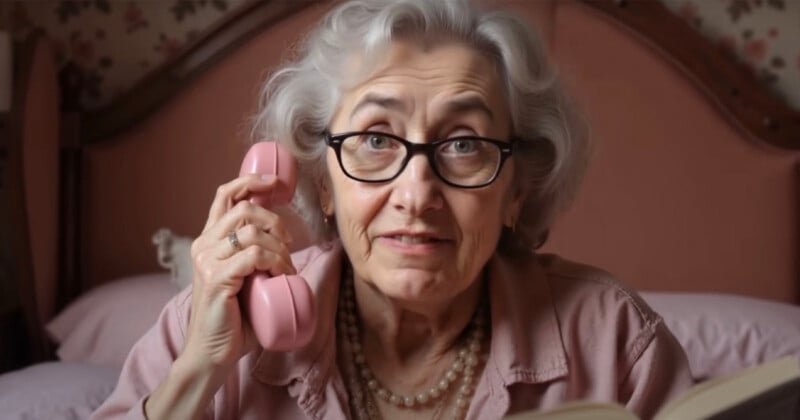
top-left (260, 174), bottom-right (276, 182)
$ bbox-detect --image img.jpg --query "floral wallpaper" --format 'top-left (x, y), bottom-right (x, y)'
top-left (2, 0), bottom-right (799, 111)
top-left (5, 0), bottom-right (255, 110)
top-left (661, 0), bottom-right (800, 110)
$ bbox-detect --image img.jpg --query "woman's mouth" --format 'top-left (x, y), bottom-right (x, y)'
top-left (388, 235), bottom-right (445, 244)
top-left (378, 231), bottom-right (452, 256)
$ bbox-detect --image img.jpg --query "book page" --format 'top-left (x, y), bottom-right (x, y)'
top-left (655, 357), bottom-right (800, 420)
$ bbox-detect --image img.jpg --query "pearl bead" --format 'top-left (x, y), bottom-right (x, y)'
top-left (416, 393), bottom-right (429, 404)
top-left (438, 379), bottom-right (450, 391)
top-left (376, 388), bottom-right (389, 400)
top-left (367, 379), bottom-right (378, 390)
top-left (459, 383), bottom-right (472, 396)
top-left (465, 354), bottom-right (478, 367)
top-left (404, 396), bottom-right (415, 407)
top-left (360, 368), bottom-right (372, 379)
top-left (389, 394), bottom-right (401, 406)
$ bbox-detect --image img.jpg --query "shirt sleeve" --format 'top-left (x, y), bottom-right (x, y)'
top-left (89, 289), bottom-right (194, 420)
top-left (620, 320), bottom-right (694, 418)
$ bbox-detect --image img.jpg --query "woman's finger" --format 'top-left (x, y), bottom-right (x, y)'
top-left (207, 200), bottom-right (293, 245)
top-left (203, 174), bottom-right (278, 232)
top-left (215, 225), bottom-right (293, 268)
top-left (220, 244), bottom-right (298, 281)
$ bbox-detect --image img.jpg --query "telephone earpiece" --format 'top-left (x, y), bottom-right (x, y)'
top-left (239, 141), bottom-right (316, 351)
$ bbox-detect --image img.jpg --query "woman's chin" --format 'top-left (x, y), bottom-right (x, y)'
top-left (369, 269), bottom-right (445, 302)
top-left (371, 241), bottom-right (455, 272)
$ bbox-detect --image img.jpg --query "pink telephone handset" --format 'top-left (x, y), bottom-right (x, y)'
top-left (239, 141), bottom-right (316, 351)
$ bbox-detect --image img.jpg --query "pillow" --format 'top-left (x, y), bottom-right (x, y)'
top-left (45, 273), bottom-right (177, 368)
top-left (152, 228), bottom-right (194, 290)
top-left (0, 361), bottom-right (118, 419)
top-left (640, 292), bottom-right (800, 381)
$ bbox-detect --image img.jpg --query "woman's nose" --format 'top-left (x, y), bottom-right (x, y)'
top-left (388, 153), bottom-right (444, 215)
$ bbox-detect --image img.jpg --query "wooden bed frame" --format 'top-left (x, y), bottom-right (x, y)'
top-left (2, 30), bottom-right (60, 370)
top-left (5, 0), bottom-right (799, 369)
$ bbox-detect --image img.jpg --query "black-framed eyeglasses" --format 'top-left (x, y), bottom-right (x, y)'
top-left (324, 131), bottom-right (515, 188)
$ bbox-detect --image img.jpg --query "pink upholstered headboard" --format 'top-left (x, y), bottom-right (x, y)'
top-left (13, 0), bottom-right (799, 353)
top-left (541, 1), bottom-right (800, 301)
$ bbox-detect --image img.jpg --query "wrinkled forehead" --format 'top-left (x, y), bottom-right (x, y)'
top-left (332, 40), bottom-right (511, 133)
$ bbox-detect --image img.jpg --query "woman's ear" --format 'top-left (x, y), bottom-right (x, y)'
top-left (504, 186), bottom-right (525, 229)
top-left (504, 204), bottom-right (521, 230)
top-left (317, 177), bottom-right (334, 216)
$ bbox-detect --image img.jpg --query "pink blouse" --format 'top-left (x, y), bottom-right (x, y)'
top-left (91, 242), bottom-right (693, 419)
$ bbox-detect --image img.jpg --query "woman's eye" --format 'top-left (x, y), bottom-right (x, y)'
top-left (451, 140), bottom-right (477, 153)
top-left (367, 135), bottom-right (392, 149)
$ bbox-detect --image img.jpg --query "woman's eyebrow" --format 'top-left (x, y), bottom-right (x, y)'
top-left (441, 96), bottom-right (495, 122)
top-left (349, 93), bottom-right (495, 122)
top-left (350, 93), bottom-right (407, 121)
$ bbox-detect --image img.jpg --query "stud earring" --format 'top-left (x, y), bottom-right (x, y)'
top-left (322, 206), bottom-right (333, 226)
top-left (508, 217), bottom-right (518, 234)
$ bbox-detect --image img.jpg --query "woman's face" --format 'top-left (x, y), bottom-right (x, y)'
top-left (323, 40), bottom-right (522, 305)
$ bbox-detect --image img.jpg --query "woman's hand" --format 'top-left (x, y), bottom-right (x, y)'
top-left (184, 173), bottom-right (296, 370)
top-left (144, 174), bottom-right (295, 420)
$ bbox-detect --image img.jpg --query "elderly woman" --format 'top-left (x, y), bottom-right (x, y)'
top-left (92, 0), bottom-right (693, 419)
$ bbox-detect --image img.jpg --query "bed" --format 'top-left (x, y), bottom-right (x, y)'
top-left (2, 0), bottom-right (799, 418)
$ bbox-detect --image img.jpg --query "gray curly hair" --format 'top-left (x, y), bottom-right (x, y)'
top-left (251, 0), bottom-right (589, 254)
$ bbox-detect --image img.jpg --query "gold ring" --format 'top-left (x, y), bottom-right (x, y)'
top-left (228, 230), bottom-right (242, 251)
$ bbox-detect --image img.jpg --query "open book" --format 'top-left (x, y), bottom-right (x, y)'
top-left (505, 356), bottom-right (800, 420)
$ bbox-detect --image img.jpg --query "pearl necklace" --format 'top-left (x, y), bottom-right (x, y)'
top-left (338, 274), bottom-right (487, 420)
